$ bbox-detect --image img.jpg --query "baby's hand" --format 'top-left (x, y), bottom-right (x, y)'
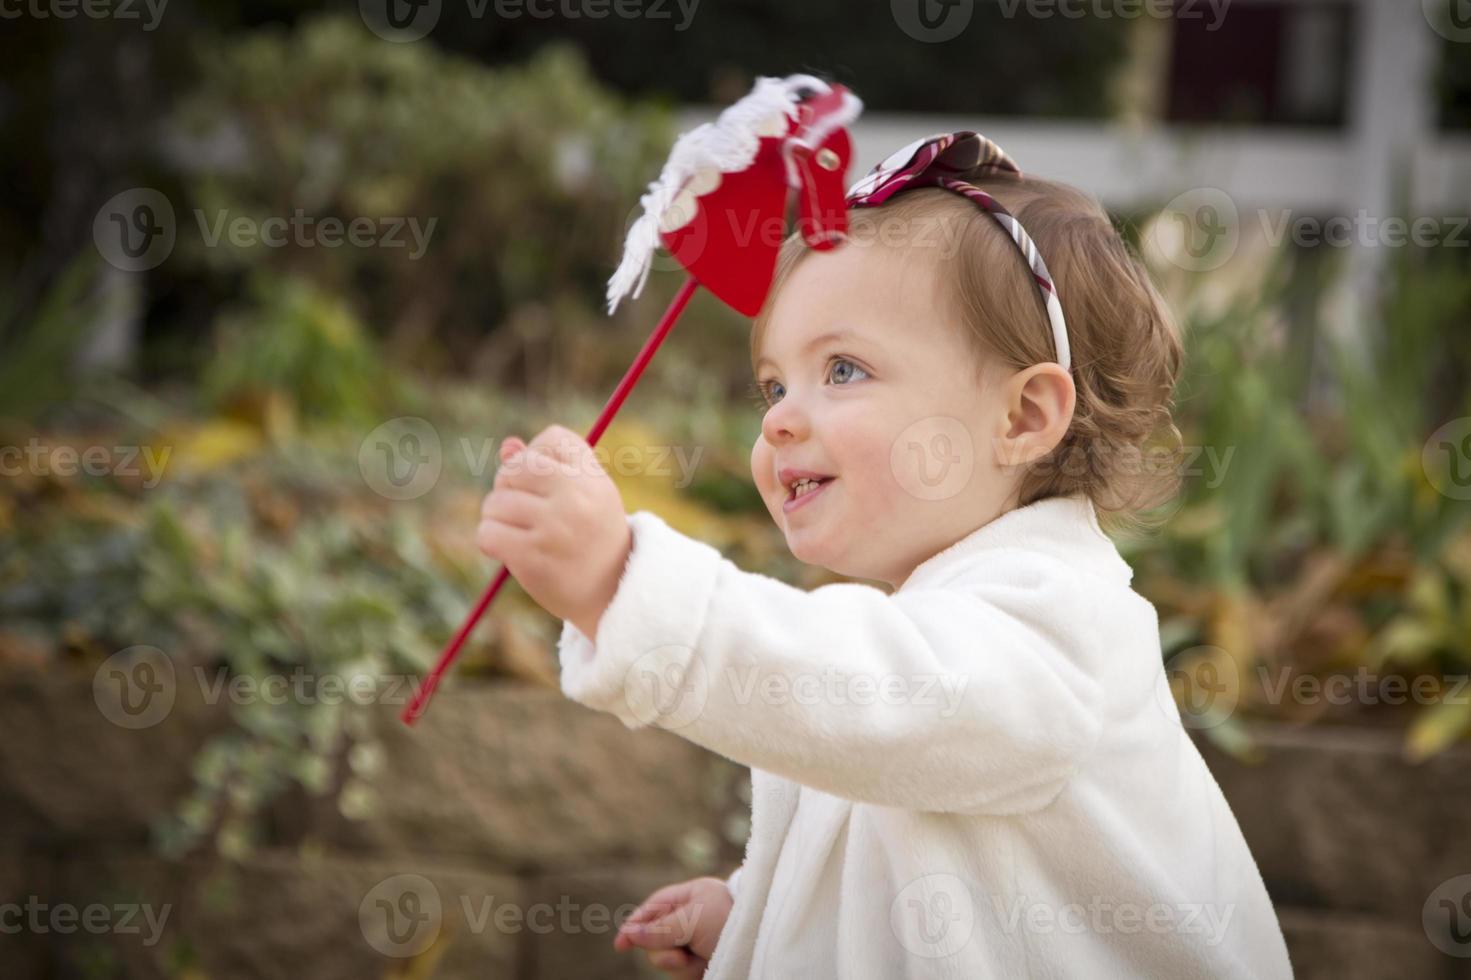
top-left (476, 425), bottom-right (631, 637)
top-left (613, 875), bottom-right (734, 979)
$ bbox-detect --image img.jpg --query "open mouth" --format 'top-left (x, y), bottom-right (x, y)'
top-left (787, 476), bottom-right (832, 500)
top-left (784, 476), bottom-right (834, 512)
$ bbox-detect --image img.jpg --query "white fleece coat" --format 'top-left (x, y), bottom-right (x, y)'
top-left (558, 494), bottom-right (1294, 979)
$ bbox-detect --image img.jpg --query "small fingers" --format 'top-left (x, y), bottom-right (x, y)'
top-left (528, 424), bottom-right (587, 463)
top-left (479, 486), bottom-right (542, 529)
top-left (494, 444), bottom-right (578, 496)
top-left (649, 947), bottom-right (689, 969)
top-left (475, 514), bottom-right (532, 562)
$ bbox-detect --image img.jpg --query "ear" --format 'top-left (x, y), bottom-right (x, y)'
top-left (993, 363), bottom-right (1076, 467)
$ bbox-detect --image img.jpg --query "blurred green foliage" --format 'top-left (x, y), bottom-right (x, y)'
top-left (174, 16), bottom-right (673, 370)
top-left (202, 273), bottom-right (403, 430)
top-left (1127, 235), bottom-right (1471, 759)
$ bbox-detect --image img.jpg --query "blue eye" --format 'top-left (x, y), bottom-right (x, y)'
top-left (829, 358), bottom-right (869, 385)
top-left (751, 357), bottom-right (868, 410)
top-left (751, 379), bottom-right (785, 407)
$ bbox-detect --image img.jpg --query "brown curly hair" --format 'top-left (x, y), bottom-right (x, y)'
top-left (750, 169), bottom-right (1185, 536)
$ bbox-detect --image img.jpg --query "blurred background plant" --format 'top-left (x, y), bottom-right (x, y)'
top-left (1, 1), bottom-right (1467, 879)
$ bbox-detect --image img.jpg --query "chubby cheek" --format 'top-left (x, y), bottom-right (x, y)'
top-left (750, 436), bottom-right (783, 522)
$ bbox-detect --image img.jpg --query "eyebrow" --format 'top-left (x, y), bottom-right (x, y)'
top-left (753, 330), bottom-right (863, 374)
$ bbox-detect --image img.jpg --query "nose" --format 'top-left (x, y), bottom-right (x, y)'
top-left (760, 388), bottom-right (811, 445)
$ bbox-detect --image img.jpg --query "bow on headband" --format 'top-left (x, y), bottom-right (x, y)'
top-left (846, 131), bottom-right (1072, 372)
top-left (402, 75), bottom-right (863, 724)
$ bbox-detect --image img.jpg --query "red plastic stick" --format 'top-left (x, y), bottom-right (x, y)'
top-left (401, 274), bottom-right (701, 725)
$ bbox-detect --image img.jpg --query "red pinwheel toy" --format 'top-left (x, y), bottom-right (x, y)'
top-left (402, 75), bottom-right (863, 724)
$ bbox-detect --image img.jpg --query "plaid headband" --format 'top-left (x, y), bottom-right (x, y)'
top-left (845, 131), bottom-right (1072, 372)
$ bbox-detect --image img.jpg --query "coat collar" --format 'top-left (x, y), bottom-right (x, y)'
top-left (896, 494), bottom-right (1134, 593)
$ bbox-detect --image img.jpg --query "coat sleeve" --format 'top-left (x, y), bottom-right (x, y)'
top-left (558, 510), bottom-right (1106, 816)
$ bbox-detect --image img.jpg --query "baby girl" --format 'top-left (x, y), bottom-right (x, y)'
top-left (476, 131), bottom-right (1294, 978)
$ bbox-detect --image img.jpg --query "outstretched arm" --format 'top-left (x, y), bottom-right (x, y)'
top-left (558, 510), bottom-right (1105, 816)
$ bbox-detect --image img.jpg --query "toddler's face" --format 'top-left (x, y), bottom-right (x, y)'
top-left (750, 239), bottom-right (1020, 590)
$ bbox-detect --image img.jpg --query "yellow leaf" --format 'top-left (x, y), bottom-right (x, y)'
top-left (1405, 697), bottom-right (1471, 763)
top-left (161, 420), bottom-right (264, 474)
